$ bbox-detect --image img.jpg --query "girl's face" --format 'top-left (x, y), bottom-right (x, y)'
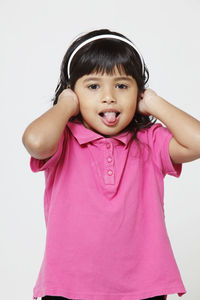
top-left (74, 66), bottom-right (138, 137)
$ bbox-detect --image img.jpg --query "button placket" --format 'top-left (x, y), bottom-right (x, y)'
top-left (104, 141), bottom-right (115, 184)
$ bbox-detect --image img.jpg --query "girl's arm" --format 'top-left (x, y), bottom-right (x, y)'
top-left (138, 89), bottom-right (200, 164)
top-left (22, 89), bottom-right (79, 160)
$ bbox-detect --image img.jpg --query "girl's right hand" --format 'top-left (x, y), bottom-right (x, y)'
top-left (58, 88), bottom-right (80, 117)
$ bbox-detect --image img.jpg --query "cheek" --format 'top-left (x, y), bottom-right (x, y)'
top-left (124, 100), bottom-right (137, 120)
top-left (78, 100), bottom-right (96, 120)
top-left (126, 97), bottom-right (137, 111)
top-left (79, 99), bottom-right (92, 112)
top-left (78, 93), bottom-right (96, 110)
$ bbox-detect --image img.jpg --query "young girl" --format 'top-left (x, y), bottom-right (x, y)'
top-left (22, 29), bottom-right (200, 300)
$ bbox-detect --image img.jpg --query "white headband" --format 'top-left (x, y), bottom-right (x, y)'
top-left (67, 34), bottom-right (145, 79)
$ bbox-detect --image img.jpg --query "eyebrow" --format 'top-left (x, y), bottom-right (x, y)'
top-left (83, 76), bottom-right (134, 83)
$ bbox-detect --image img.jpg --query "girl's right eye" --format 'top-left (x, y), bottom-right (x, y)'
top-left (88, 84), bottom-right (99, 90)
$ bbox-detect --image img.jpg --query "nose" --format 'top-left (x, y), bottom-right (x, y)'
top-left (101, 90), bottom-right (116, 104)
top-left (102, 96), bottom-right (115, 104)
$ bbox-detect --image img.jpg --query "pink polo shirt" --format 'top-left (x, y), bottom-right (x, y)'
top-left (30, 120), bottom-right (186, 300)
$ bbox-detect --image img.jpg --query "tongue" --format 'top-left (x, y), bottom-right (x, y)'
top-left (103, 112), bottom-right (116, 123)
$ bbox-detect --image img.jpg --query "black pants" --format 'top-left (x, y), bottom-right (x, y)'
top-left (42, 296), bottom-right (165, 300)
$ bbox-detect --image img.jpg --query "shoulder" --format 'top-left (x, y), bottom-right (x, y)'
top-left (137, 122), bottom-right (169, 144)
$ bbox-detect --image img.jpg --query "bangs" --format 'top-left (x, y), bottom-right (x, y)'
top-left (70, 39), bottom-right (142, 80)
top-left (90, 63), bottom-right (128, 76)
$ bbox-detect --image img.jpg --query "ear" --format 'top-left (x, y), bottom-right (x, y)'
top-left (136, 92), bottom-right (141, 106)
top-left (135, 91), bottom-right (143, 113)
top-left (137, 89), bottom-right (145, 100)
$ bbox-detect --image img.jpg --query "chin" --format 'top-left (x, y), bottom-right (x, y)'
top-left (84, 119), bottom-right (123, 137)
top-left (97, 127), bottom-right (122, 137)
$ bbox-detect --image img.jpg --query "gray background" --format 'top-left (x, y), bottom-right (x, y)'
top-left (0, 0), bottom-right (199, 299)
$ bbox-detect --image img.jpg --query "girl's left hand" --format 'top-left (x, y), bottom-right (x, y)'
top-left (137, 88), bottom-right (158, 115)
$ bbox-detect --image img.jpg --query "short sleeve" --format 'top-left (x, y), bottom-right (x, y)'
top-left (147, 123), bottom-right (182, 177)
top-left (30, 128), bottom-right (66, 173)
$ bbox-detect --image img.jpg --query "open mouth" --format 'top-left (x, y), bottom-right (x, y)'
top-left (99, 112), bottom-right (120, 117)
top-left (98, 111), bottom-right (121, 126)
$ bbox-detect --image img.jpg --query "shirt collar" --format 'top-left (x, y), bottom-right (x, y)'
top-left (67, 121), bottom-right (133, 147)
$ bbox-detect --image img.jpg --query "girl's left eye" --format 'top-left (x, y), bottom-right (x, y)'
top-left (116, 84), bottom-right (128, 89)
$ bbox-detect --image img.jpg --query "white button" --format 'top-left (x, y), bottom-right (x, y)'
top-left (106, 143), bottom-right (110, 149)
top-left (107, 156), bottom-right (112, 163)
top-left (107, 170), bottom-right (113, 176)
